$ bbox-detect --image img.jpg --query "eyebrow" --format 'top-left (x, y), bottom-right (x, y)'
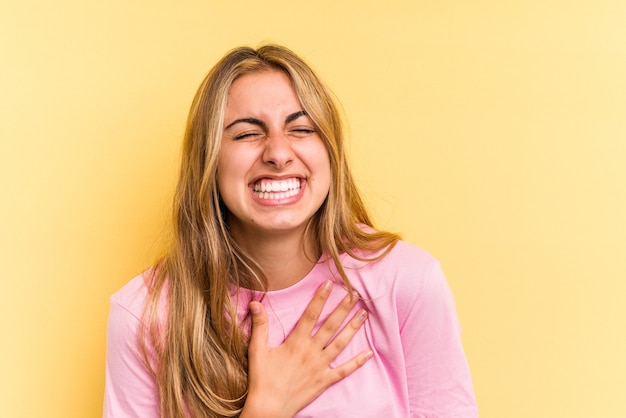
top-left (285, 110), bottom-right (308, 124)
top-left (224, 117), bottom-right (265, 130)
top-left (224, 110), bottom-right (309, 130)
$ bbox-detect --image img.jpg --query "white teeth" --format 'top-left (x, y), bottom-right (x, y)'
top-left (253, 178), bottom-right (301, 200)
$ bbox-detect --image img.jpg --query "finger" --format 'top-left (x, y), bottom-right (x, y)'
top-left (290, 280), bottom-right (333, 339)
top-left (321, 308), bottom-right (368, 360)
top-left (326, 348), bottom-right (374, 384)
top-left (310, 291), bottom-right (360, 347)
top-left (248, 301), bottom-right (269, 354)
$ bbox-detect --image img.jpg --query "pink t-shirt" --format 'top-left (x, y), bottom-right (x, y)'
top-left (104, 241), bottom-right (478, 417)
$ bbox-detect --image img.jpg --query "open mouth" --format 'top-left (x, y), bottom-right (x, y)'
top-left (252, 177), bottom-right (302, 200)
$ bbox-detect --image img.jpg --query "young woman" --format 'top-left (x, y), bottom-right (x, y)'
top-left (104, 44), bottom-right (478, 418)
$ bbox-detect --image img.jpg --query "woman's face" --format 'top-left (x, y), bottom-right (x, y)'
top-left (217, 70), bottom-right (331, 239)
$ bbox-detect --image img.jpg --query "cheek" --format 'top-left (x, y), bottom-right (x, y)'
top-left (315, 147), bottom-right (332, 186)
top-left (216, 147), bottom-right (256, 214)
top-left (217, 166), bottom-right (239, 197)
top-left (216, 175), bottom-right (239, 220)
top-left (216, 158), bottom-right (238, 208)
top-left (217, 146), bottom-right (241, 187)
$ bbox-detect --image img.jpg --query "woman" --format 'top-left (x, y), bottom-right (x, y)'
top-left (104, 44), bottom-right (478, 418)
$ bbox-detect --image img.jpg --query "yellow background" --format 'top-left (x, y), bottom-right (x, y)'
top-left (1, 1), bottom-right (624, 417)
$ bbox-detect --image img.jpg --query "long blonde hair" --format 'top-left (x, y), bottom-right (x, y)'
top-left (143, 44), bottom-right (400, 417)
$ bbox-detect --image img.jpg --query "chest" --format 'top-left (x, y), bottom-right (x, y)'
top-left (261, 297), bottom-right (410, 418)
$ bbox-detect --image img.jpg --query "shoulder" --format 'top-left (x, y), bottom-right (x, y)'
top-left (350, 224), bottom-right (438, 278)
top-left (376, 239), bottom-right (438, 272)
top-left (108, 268), bottom-right (169, 335)
top-left (340, 239), bottom-right (442, 304)
top-left (345, 239), bottom-right (439, 281)
top-left (110, 271), bottom-right (154, 321)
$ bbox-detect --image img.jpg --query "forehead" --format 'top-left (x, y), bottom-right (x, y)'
top-left (225, 70), bottom-right (301, 115)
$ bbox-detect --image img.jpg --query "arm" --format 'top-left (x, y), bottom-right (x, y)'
top-left (103, 299), bottom-right (159, 418)
top-left (400, 261), bottom-right (478, 417)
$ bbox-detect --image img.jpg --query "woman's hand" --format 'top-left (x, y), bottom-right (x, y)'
top-left (240, 280), bottom-right (372, 418)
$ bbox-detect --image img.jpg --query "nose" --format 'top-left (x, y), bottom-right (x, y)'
top-left (262, 133), bottom-right (294, 169)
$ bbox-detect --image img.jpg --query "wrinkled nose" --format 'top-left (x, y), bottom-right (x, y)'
top-left (262, 133), bottom-right (294, 169)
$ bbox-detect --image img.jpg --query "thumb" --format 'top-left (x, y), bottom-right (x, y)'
top-left (248, 301), bottom-right (268, 352)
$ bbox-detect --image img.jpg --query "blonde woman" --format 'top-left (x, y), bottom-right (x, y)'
top-left (104, 44), bottom-right (477, 418)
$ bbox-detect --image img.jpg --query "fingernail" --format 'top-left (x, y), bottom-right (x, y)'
top-left (357, 309), bottom-right (368, 321)
top-left (322, 280), bottom-right (333, 293)
top-left (351, 291), bottom-right (360, 302)
top-left (364, 350), bottom-right (374, 360)
top-left (249, 302), bottom-right (261, 314)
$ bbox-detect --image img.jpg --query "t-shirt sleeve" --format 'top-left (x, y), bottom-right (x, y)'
top-left (103, 295), bottom-right (160, 417)
top-left (399, 259), bottom-right (478, 418)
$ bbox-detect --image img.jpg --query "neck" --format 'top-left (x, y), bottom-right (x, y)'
top-left (230, 225), bottom-right (319, 291)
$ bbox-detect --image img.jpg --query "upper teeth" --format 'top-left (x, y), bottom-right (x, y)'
top-left (253, 178), bottom-right (300, 193)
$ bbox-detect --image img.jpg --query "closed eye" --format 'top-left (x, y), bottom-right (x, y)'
top-left (289, 128), bottom-right (316, 138)
top-left (234, 131), bottom-right (263, 140)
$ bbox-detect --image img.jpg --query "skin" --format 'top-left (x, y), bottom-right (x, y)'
top-left (218, 70), bottom-right (372, 417)
top-left (219, 70), bottom-right (332, 290)
top-left (242, 282), bottom-right (372, 418)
